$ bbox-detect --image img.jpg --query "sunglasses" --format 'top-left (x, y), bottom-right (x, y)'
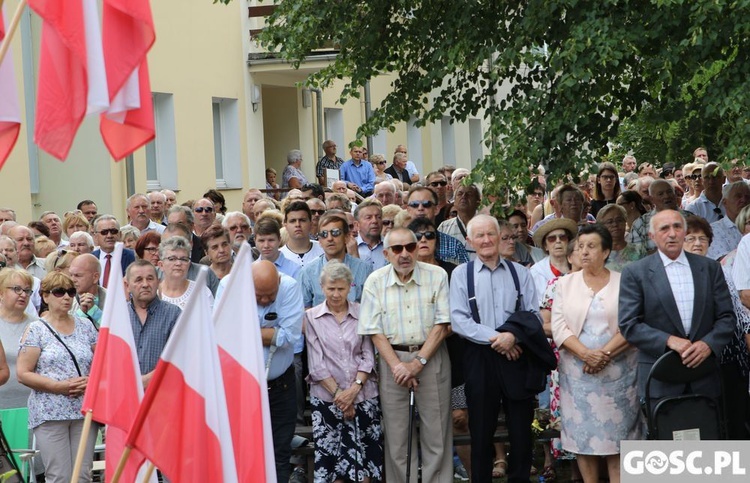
top-left (382, 220), bottom-right (394, 227)
top-left (48, 287), bottom-right (76, 298)
top-left (309, 209), bottom-right (326, 216)
top-left (713, 207), bottom-right (724, 220)
top-left (407, 200), bottom-right (435, 209)
top-left (264, 312), bottom-right (278, 321)
top-left (7, 286), bottom-right (32, 296)
top-left (194, 206), bottom-right (214, 213)
top-left (429, 181), bottom-right (448, 187)
top-left (317, 229), bottom-right (343, 239)
top-left (376, 161), bottom-right (387, 165)
top-left (389, 242), bottom-right (418, 254)
top-left (98, 228), bottom-right (119, 236)
top-left (689, 174), bottom-right (702, 180)
top-left (414, 231), bottom-right (437, 241)
top-left (546, 234), bottom-right (569, 243)
top-left (0, 261), bottom-right (5, 269)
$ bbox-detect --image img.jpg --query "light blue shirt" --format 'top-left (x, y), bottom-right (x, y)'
top-left (450, 258), bottom-right (538, 345)
top-left (356, 235), bottom-right (386, 270)
top-left (272, 251), bottom-right (300, 279)
top-left (340, 159), bottom-right (376, 194)
top-left (298, 254), bottom-right (373, 308)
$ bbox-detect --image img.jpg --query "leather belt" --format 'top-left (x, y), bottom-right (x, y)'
top-left (391, 344), bottom-right (424, 352)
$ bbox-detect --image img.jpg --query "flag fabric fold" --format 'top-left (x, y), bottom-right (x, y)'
top-left (80, 243), bottom-right (155, 483)
top-left (213, 244), bottom-right (277, 482)
top-left (0, 6), bottom-right (22, 170)
top-left (100, 0), bottom-right (156, 160)
top-left (127, 268), bottom-right (237, 482)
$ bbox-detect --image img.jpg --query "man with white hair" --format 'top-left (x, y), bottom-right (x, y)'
top-left (394, 144), bottom-right (420, 183)
top-left (148, 191), bottom-right (168, 225)
top-left (123, 193), bottom-right (165, 234)
top-left (161, 189), bottom-right (177, 209)
top-left (707, 181), bottom-right (750, 260)
top-left (9, 225), bottom-right (46, 279)
top-left (222, 211), bottom-right (253, 254)
top-left (0, 208), bottom-right (16, 223)
top-left (374, 181), bottom-right (396, 206)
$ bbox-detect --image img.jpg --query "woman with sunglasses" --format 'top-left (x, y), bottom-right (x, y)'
top-left (529, 218), bottom-right (578, 307)
top-left (157, 236), bottom-right (214, 310)
top-left (17, 272), bottom-right (99, 483)
top-left (370, 153), bottom-right (393, 184)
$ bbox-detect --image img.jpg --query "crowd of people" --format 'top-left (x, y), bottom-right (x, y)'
top-left (0, 143), bottom-right (748, 483)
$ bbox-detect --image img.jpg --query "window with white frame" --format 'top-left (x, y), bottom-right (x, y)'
top-left (324, 108), bottom-right (344, 154)
top-left (145, 93), bottom-right (178, 191)
top-left (469, 118), bottom-right (484, 168)
top-left (441, 116), bottom-right (456, 166)
top-left (212, 97), bottom-right (241, 189)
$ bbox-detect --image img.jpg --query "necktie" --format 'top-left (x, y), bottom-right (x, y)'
top-left (103, 254), bottom-right (112, 288)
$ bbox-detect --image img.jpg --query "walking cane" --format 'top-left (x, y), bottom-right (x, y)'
top-left (405, 386), bottom-right (416, 483)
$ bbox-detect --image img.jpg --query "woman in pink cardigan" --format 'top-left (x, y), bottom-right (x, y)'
top-left (551, 224), bottom-right (641, 483)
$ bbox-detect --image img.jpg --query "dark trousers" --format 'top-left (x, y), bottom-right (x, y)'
top-left (721, 363), bottom-right (750, 440)
top-left (464, 344), bottom-right (535, 483)
top-left (269, 365), bottom-right (297, 483)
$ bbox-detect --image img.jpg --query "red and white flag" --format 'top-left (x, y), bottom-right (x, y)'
top-left (28, 0), bottom-right (110, 160)
top-left (127, 268), bottom-right (237, 482)
top-left (80, 243), bottom-right (155, 483)
top-left (0, 6), bottom-right (22, 169)
top-left (100, 0), bottom-right (155, 160)
top-left (213, 244), bottom-right (277, 482)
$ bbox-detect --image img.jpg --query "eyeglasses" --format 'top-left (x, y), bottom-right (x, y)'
top-left (382, 220), bottom-right (394, 227)
top-left (500, 234), bottom-right (517, 242)
top-left (414, 231), bottom-right (437, 241)
top-left (317, 229), bottom-right (343, 239)
top-left (388, 242), bottom-right (418, 254)
top-left (143, 247), bottom-right (159, 252)
top-left (599, 174), bottom-right (617, 181)
top-left (407, 200), bottom-right (435, 209)
top-left (0, 261), bottom-right (6, 269)
top-left (601, 217), bottom-right (626, 227)
top-left (6, 286), bottom-right (32, 296)
top-left (98, 228), bottom-right (119, 236)
top-left (429, 181), bottom-right (448, 187)
top-left (376, 161), bottom-right (387, 165)
top-left (194, 206), bottom-right (214, 213)
top-left (684, 236), bottom-right (710, 244)
top-left (309, 209), bottom-right (326, 216)
top-left (530, 191), bottom-right (544, 197)
top-left (546, 234), bottom-right (569, 243)
top-left (165, 256), bottom-right (190, 263)
top-left (48, 287), bottom-right (76, 298)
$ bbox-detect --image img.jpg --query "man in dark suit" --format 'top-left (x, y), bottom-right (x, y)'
top-left (385, 152), bottom-right (413, 185)
top-left (92, 215), bottom-right (136, 288)
top-left (619, 209), bottom-right (735, 404)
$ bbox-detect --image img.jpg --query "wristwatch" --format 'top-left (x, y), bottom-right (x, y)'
top-left (355, 379), bottom-right (363, 386)
top-left (416, 356), bottom-right (428, 366)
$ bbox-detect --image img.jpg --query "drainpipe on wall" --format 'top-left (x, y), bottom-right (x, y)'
top-left (364, 81), bottom-right (373, 154)
top-left (310, 88), bottom-right (324, 157)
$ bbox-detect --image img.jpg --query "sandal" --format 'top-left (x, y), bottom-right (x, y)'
top-left (541, 465), bottom-right (557, 481)
top-left (492, 459), bottom-right (507, 478)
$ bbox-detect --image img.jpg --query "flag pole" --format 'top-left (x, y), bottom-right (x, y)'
top-left (141, 463), bottom-right (155, 483)
top-left (110, 446), bottom-right (133, 483)
top-left (71, 410), bottom-right (94, 482)
top-left (0, 0), bottom-right (27, 66)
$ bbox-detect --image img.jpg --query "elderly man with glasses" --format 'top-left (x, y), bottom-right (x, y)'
top-left (359, 227), bottom-right (453, 483)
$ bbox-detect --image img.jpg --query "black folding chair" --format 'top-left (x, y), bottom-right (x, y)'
top-left (644, 350), bottom-right (725, 440)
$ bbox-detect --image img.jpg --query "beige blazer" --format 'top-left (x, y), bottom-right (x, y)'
top-left (551, 270), bottom-right (621, 347)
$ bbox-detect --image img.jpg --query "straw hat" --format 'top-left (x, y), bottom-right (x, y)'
top-left (532, 218), bottom-right (579, 249)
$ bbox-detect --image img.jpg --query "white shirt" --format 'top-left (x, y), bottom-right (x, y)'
top-left (685, 192), bottom-right (726, 223)
top-left (707, 216), bottom-right (742, 260)
top-left (279, 241), bottom-right (325, 269)
top-left (732, 232), bottom-right (750, 292)
top-left (123, 220), bottom-right (165, 235)
top-left (659, 250), bottom-right (694, 335)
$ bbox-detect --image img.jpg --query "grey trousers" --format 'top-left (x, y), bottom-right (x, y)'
top-left (33, 419), bottom-right (98, 483)
top-left (379, 343), bottom-right (453, 483)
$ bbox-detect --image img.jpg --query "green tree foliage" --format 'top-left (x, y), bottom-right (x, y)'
top-left (234, 0), bottom-right (750, 201)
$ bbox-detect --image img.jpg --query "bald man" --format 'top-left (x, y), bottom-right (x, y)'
top-left (69, 254), bottom-right (106, 326)
top-left (218, 260), bottom-right (303, 482)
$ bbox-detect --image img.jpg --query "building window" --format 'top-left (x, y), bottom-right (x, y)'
top-left (407, 117), bottom-right (424, 173)
top-left (441, 116), bottom-right (456, 166)
top-left (469, 118), bottom-right (484, 168)
top-left (324, 108), bottom-right (344, 155)
top-left (212, 98), bottom-right (241, 189)
top-left (145, 93), bottom-right (178, 191)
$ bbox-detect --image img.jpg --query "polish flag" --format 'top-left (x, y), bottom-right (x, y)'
top-left (127, 268), bottom-right (237, 482)
top-left (28, 0), bottom-right (110, 160)
top-left (99, 0), bottom-right (155, 161)
top-left (80, 243), bottom-right (155, 483)
top-left (0, 6), bottom-right (21, 170)
top-left (213, 244), bottom-right (277, 482)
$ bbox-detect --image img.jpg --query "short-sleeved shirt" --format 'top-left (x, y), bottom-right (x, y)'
top-left (128, 298), bottom-right (182, 375)
top-left (358, 262), bottom-right (450, 345)
top-left (22, 318), bottom-right (98, 428)
top-left (298, 254), bottom-right (373, 308)
top-left (282, 165), bottom-right (309, 190)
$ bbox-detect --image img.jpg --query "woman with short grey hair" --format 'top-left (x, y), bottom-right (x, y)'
top-left (304, 260), bottom-right (383, 482)
top-left (158, 236), bottom-right (213, 310)
top-left (67, 231), bottom-right (95, 254)
top-left (119, 226), bottom-right (141, 250)
top-left (282, 149), bottom-right (308, 192)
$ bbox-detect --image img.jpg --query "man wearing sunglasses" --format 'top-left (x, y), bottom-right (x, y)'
top-left (93, 215), bottom-right (136, 288)
top-left (685, 162), bottom-right (726, 223)
top-left (426, 171), bottom-right (451, 225)
top-left (438, 184), bottom-right (481, 259)
top-left (123, 193), bottom-right (165, 235)
top-left (192, 198), bottom-right (217, 237)
top-left (407, 187), bottom-right (469, 266)
top-left (359, 227), bottom-right (453, 483)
